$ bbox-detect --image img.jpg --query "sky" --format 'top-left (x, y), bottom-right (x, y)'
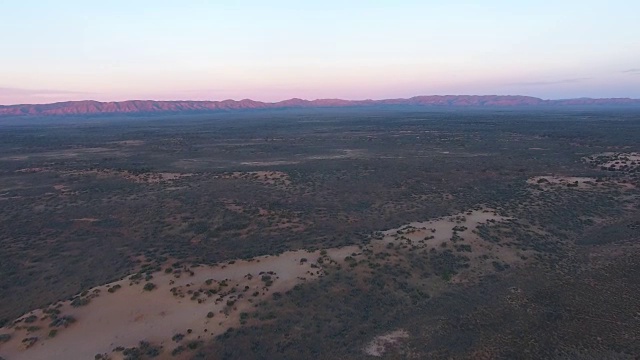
top-left (1, 0), bottom-right (639, 105)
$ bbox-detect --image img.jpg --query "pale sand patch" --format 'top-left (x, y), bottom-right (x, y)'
top-left (378, 208), bottom-right (507, 244)
top-left (583, 152), bottom-right (640, 171)
top-left (528, 176), bottom-right (598, 189)
top-left (0, 209), bottom-right (529, 359)
top-left (0, 246), bottom-right (357, 360)
top-left (16, 168), bottom-right (194, 186)
top-left (217, 171), bottom-right (291, 186)
top-left (64, 169), bottom-right (194, 184)
top-left (527, 175), bottom-right (635, 190)
top-left (371, 209), bottom-right (529, 282)
top-left (589, 152), bottom-right (640, 162)
top-left (239, 161), bottom-right (299, 166)
top-left (1, 155), bottom-right (29, 161)
top-left (72, 218), bottom-right (99, 222)
top-left (307, 149), bottom-right (368, 160)
top-left (363, 329), bottom-right (409, 357)
top-left (15, 167), bottom-right (52, 173)
top-left (3, 148), bottom-right (114, 161)
top-left (118, 171), bottom-right (193, 184)
top-left (108, 140), bottom-right (145, 146)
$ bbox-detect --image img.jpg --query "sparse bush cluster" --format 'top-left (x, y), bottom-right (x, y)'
top-left (143, 282), bottom-right (157, 291)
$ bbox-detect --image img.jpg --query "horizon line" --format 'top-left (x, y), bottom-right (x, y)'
top-left (2, 94), bottom-right (640, 107)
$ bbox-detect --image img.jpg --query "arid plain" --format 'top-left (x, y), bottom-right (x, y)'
top-left (1, 108), bottom-right (639, 359)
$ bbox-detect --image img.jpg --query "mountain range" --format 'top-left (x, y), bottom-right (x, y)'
top-left (1, 95), bottom-right (640, 116)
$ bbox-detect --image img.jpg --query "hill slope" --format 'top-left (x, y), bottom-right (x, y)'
top-left (1, 95), bottom-right (639, 116)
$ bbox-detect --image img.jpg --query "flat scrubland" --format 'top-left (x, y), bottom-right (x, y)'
top-left (0, 207), bottom-right (515, 359)
top-left (0, 247), bottom-right (357, 360)
top-left (1, 108), bottom-right (639, 359)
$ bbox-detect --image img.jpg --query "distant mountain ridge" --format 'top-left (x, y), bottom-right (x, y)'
top-left (1, 95), bottom-right (639, 116)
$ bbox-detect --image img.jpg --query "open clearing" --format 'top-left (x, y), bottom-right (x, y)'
top-left (2, 110), bottom-right (638, 359)
top-left (0, 246), bottom-right (357, 360)
top-left (0, 208), bottom-right (516, 360)
top-left (363, 329), bottom-right (410, 357)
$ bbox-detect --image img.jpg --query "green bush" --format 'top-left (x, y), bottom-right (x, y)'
top-left (143, 282), bottom-right (157, 291)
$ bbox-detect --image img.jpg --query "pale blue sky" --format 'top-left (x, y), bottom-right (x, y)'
top-left (1, 0), bottom-right (638, 104)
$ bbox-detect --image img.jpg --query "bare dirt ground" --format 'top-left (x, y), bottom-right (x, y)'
top-left (584, 152), bottom-right (640, 171)
top-left (528, 175), bottom-right (636, 190)
top-left (527, 176), bottom-right (599, 189)
top-left (367, 209), bottom-right (529, 282)
top-left (0, 209), bottom-right (564, 359)
top-left (13, 168), bottom-right (194, 185)
top-left (306, 148), bottom-right (368, 160)
top-left (1, 147), bottom-right (116, 161)
top-left (215, 171), bottom-right (291, 187)
top-left (68, 170), bottom-right (194, 184)
top-left (238, 161), bottom-right (299, 166)
top-left (0, 247), bottom-right (358, 360)
top-left (0, 194), bottom-right (632, 360)
top-left (107, 140), bottom-right (145, 146)
top-left (363, 329), bottom-right (410, 357)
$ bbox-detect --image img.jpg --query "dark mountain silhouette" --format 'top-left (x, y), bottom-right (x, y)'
top-left (1, 95), bottom-right (639, 116)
